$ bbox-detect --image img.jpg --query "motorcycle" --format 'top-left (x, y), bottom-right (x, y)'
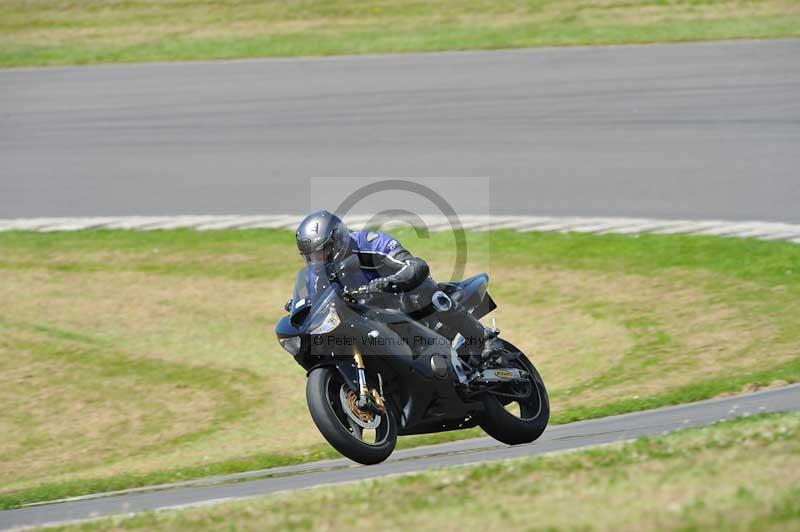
top-left (275, 254), bottom-right (549, 465)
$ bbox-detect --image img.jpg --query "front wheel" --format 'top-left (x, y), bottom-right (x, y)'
top-left (479, 353), bottom-right (549, 445)
top-left (306, 366), bottom-right (397, 465)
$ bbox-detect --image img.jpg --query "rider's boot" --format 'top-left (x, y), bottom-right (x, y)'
top-left (441, 304), bottom-right (502, 369)
top-left (467, 327), bottom-right (504, 369)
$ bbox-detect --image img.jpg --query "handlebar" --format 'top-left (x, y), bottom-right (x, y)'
top-left (341, 285), bottom-right (379, 303)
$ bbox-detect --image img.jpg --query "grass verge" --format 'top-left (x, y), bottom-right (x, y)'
top-left (0, 228), bottom-right (798, 509)
top-left (52, 412), bottom-right (800, 531)
top-left (1, 1), bottom-right (799, 67)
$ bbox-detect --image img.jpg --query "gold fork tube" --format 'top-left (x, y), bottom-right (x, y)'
top-left (353, 348), bottom-right (369, 396)
top-left (353, 349), bottom-right (365, 369)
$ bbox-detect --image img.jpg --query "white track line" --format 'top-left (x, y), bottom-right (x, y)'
top-left (0, 215), bottom-right (798, 244)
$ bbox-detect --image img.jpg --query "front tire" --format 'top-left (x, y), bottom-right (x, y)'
top-left (479, 353), bottom-right (549, 445)
top-left (306, 366), bottom-right (397, 465)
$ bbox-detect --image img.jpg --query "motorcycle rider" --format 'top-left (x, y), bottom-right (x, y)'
top-left (293, 209), bottom-right (500, 365)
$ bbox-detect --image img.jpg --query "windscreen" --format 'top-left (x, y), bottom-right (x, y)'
top-left (290, 257), bottom-right (369, 313)
top-left (291, 265), bottom-right (330, 312)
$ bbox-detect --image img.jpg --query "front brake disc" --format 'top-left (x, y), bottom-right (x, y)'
top-left (339, 386), bottom-right (382, 429)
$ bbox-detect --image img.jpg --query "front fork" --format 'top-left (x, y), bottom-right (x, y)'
top-left (354, 349), bottom-right (386, 413)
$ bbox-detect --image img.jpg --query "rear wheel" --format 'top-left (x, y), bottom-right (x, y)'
top-left (306, 366), bottom-right (397, 465)
top-left (479, 353), bottom-right (549, 445)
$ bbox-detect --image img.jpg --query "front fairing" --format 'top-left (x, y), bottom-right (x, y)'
top-left (277, 258), bottom-right (369, 364)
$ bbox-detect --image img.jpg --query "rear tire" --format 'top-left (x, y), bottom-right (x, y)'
top-left (479, 353), bottom-right (549, 445)
top-left (306, 366), bottom-right (397, 465)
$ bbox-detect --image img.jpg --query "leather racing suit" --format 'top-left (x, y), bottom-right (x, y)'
top-left (348, 229), bottom-right (489, 362)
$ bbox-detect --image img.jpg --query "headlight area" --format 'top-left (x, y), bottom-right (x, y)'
top-left (279, 336), bottom-right (302, 355)
top-left (309, 302), bottom-right (341, 334)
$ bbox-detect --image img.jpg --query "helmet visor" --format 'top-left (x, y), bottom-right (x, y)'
top-left (301, 241), bottom-right (335, 265)
top-left (302, 249), bottom-right (328, 264)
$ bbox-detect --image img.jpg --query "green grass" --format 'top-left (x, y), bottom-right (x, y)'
top-left (53, 412), bottom-right (800, 531)
top-left (0, 228), bottom-right (798, 509)
top-left (1, 1), bottom-right (799, 67)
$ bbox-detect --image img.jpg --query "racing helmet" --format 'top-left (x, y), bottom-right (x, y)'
top-left (295, 210), bottom-right (350, 265)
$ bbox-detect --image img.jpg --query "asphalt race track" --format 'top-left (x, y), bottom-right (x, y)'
top-left (1, 39), bottom-right (799, 221)
top-left (1, 385), bottom-right (798, 530)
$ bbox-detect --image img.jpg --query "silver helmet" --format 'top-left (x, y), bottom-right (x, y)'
top-left (295, 210), bottom-right (350, 265)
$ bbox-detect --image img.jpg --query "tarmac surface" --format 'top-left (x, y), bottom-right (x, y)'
top-left (2, 39), bottom-right (799, 221)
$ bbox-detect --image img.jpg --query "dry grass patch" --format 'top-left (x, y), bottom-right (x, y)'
top-left (1, 260), bottom-right (786, 490)
top-left (0, 268), bottom-right (283, 371)
top-left (496, 266), bottom-right (788, 407)
top-left (0, 228), bottom-right (798, 505)
top-left (0, 328), bottom-right (220, 489)
top-left (0, 267), bottom-right (330, 493)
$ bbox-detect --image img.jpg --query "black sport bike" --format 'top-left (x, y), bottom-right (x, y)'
top-left (276, 255), bottom-right (549, 464)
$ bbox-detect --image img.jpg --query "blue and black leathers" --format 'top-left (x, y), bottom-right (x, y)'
top-left (348, 230), bottom-right (430, 292)
top-left (349, 230), bottom-right (491, 363)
